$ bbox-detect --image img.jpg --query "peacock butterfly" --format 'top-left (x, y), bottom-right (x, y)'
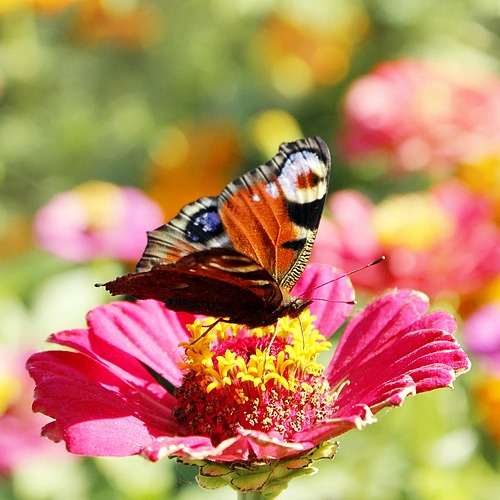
top-left (102, 136), bottom-right (331, 328)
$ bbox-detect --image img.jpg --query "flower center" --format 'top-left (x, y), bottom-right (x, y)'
top-left (173, 310), bottom-right (339, 445)
top-left (74, 180), bottom-right (123, 231)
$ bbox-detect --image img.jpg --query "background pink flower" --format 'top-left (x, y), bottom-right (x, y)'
top-left (340, 59), bottom-right (500, 174)
top-left (27, 265), bottom-right (469, 464)
top-left (34, 181), bottom-right (164, 263)
top-left (0, 348), bottom-right (70, 476)
top-left (463, 303), bottom-right (500, 374)
top-left (312, 180), bottom-right (500, 300)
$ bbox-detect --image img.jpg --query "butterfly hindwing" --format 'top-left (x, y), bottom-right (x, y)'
top-left (105, 249), bottom-right (283, 323)
top-left (218, 136), bottom-right (330, 291)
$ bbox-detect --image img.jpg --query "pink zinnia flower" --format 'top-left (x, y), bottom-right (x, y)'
top-left (312, 181), bottom-right (500, 299)
top-left (464, 303), bottom-right (500, 374)
top-left (34, 181), bottom-right (164, 262)
top-left (27, 264), bottom-right (469, 492)
top-left (340, 59), bottom-right (500, 173)
top-left (0, 348), bottom-right (71, 476)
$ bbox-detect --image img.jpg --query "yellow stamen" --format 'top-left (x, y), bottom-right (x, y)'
top-left (332, 379), bottom-right (351, 399)
top-left (177, 310), bottom-right (331, 395)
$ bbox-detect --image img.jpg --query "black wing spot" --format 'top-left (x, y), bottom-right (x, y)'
top-left (286, 197), bottom-right (325, 230)
top-left (281, 238), bottom-right (306, 251)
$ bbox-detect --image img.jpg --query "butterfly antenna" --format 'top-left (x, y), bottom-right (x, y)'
top-left (300, 256), bottom-right (385, 297)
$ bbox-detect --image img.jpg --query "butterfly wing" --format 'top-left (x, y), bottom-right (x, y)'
top-left (217, 136), bottom-right (331, 291)
top-left (103, 137), bottom-right (330, 326)
top-left (135, 196), bottom-right (232, 272)
top-left (105, 249), bottom-right (283, 324)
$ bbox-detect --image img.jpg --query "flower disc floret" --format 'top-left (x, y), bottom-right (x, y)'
top-left (174, 311), bottom-right (337, 444)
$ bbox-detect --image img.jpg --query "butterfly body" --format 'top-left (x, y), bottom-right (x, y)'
top-left (103, 137), bottom-right (330, 328)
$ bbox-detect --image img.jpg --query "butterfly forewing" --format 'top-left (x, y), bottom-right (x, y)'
top-left (218, 136), bottom-right (330, 291)
top-left (136, 196), bottom-right (231, 272)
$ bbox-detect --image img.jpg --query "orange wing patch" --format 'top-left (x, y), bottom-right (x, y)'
top-left (218, 138), bottom-right (330, 289)
top-left (218, 178), bottom-right (299, 281)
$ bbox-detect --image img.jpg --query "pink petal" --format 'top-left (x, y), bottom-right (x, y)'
top-left (463, 303), bottom-right (500, 373)
top-left (26, 301), bottom-right (212, 459)
top-left (299, 289), bottom-right (471, 441)
top-left (326, 190), bottom-right (380, 259)
top-left (231, 428), bottom-right (311, 460)
top-left (49, 300), bottom-right (191, 390)
top-left (293, 264), bottom-right (355, 336)
top-left (87, 300), bottom-right (192, 386)
top-left (295, 405), bottom-right (377, 445)
top-left (142, 429), bottom-right (312, 462)
top-left (327, 289), bottom-right (433, 381)
top-left (142, 435), bottom-right (227, 462)
top-left (27, 350), bottom-right (179, 457)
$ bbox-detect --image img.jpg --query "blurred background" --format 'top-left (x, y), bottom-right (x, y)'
top-left (1, 1), bottom-right (500, 498)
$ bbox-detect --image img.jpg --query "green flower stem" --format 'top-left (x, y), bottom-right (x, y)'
top-left (237, 491), bottom-right (269, 500)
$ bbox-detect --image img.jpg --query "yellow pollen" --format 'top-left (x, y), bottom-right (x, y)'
top-left (178, 310), bottom-right (331, 395)
top-left (234, 388), bottom-right (248, 405)
top-left (300, 381), bottom-right (314, 393)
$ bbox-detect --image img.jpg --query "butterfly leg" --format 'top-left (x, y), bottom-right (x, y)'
top-left (268, 318), bottom-right (280, 351)
top-left (262, 318), bottom-right (281, 376)
top-left (189, 317), bottom-right (225, 345)
top-left (298, 314), bottom-right (305, 349)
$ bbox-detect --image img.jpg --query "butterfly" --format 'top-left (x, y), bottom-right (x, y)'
top-left (102, 136), bottom-right (331, 328)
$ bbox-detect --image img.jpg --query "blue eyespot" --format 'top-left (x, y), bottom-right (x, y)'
top-left (186, 209), bottom-right (223, 242)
